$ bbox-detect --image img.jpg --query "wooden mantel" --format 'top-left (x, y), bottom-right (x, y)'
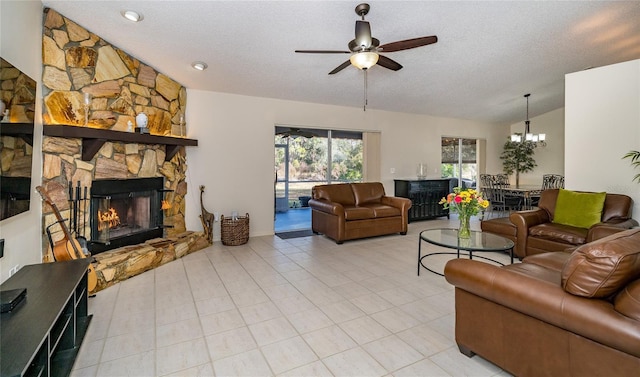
top-left (43, 125), bottom-right (198, 161)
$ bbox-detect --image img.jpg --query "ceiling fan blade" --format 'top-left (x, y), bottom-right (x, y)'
top-left (354, 20), bottom-right (372, 50)
top-left (379, 36), bottom-right (438, 52)
top-left (295, 50), bottom-right (351, 54)
top-left (376, 55), bottom-right (403, 71)
top-left (329, 60), bottom-right (352, 75)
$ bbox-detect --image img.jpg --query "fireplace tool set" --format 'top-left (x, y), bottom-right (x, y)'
top-left (68, 181), bottom-right (90, 256)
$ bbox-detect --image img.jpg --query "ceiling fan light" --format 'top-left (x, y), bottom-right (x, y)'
top-left (121, 10), bottom-right (143, 22)
top-left (350, 51), bottom-right (379, 70)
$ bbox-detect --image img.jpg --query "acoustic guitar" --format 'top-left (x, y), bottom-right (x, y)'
top-left (36, 186), bottom-right (98, 292)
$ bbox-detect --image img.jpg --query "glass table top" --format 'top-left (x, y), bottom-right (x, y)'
top-left (419, 228), bottom-right (514, 252)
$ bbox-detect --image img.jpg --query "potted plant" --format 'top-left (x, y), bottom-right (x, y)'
top-left (500, 135), bottom-right (537, 188)
top-left (623, 151), bottom-right (640, 182)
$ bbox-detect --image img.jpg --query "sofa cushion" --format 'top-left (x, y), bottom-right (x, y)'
top-left (360, 204), bottom-right (401, 218)
top-left (614, 279), bottom-right (640, 321)
top-left (523, 252), bottom-right (571, 272)
top-left (561, 229), bottom-right (640, 298)
top-left (530, 223), bottom-right (588, 245)
top-left (553, 189), bottom-right (606, 229)
top-left (343, 206), bottom-right (375, 220)
top-left (313, 184), bottom-right (356, 205)
top-left (352, 182), bottom-right (385, 206)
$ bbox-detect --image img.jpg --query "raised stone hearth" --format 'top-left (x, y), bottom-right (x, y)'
top-left (92, 231), bottom-right (209, 293)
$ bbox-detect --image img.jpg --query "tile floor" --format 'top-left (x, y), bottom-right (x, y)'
top-left (71, 217), bottom-right (514, 377)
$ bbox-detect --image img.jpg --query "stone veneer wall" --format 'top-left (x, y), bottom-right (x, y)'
top-left (39, 8), bottom-right (192, 261)
top-left (41, 8), bottom-right (185, 134)
top-left (1, 57), bottom-right (37, 123)
top-left (1, 135), bottom-right (32, 177)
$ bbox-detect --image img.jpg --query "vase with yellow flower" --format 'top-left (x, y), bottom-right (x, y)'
top-left (439, 187), bottom-right (490, 238)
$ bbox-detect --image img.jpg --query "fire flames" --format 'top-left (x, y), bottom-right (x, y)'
top-left (97, 208), bottom-right (121, 231)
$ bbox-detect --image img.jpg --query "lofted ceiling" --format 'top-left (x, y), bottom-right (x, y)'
top-left (41, 1), bottom-right (640, 125)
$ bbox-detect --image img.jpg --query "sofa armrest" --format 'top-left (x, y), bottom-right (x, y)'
top-left (380, 196), bottom-right (412, 212)
top-left (308, 199), bottom-right (345, 217)
top-left (509, 209), bottom-right (550, 257)
top-left (587, 219), bottom-right (639, 242)
top-left (444, 259), bottom-right (640, 358)
top-left (601, 218), bottom-right (639, 229)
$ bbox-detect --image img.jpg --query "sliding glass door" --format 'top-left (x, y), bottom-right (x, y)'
top-left (441, 137), bottom-right (478, 189)
top-left (275, 127), bottom-right (362, 232)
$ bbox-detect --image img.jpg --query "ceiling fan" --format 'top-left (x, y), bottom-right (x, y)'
top-left (295, 3), bottom-right (438, 75)
top-left (276, 127), bottom-right (317, 138)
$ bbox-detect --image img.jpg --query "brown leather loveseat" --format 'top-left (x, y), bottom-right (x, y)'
top-left (445, 228), bottom-right (640, 376)
top-left (309, 182), bottom-right (411, 244)
top-left (509, 188), bottom-right (637, 258)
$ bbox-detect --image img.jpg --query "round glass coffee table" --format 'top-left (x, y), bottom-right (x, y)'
top-left (418, 228), bottom-right (514, 276)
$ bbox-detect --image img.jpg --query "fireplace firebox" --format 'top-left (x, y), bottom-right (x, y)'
top-left (89, 177), bottom-right (168, 254)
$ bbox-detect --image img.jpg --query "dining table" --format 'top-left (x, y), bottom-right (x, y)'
top-left (500, 185), bottom-right (542, 210)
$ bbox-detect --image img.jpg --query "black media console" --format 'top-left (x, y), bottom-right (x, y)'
top-left (0, 259), bottom-right (92, 377)
top-left (394, 179), bottom-right (450, 222)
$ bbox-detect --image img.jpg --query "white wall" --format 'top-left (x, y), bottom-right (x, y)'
top-left (565, 59), bottom-right (640, 216)
top-left (184, 90), bottom-right (507, 240)
top-left (508, 107), bottom-right (565, 186)
top-left (0, 0), bottom-right (44, 283)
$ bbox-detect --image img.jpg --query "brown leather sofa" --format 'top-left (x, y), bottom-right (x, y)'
top-left (445, 228), bottom-right (640, 376)
top-left (509, 189), bottom-right (637, 258)
top-left (309, 182), bottom-right (411, 243)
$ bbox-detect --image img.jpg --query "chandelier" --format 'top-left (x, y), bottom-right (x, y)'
top-left (511, 93), bottom-right (546, 146)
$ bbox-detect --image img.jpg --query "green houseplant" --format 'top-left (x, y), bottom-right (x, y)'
top-left (500, 136), bottom-right (537, 188)
top-left (623, 151), bottom-right (640, 182)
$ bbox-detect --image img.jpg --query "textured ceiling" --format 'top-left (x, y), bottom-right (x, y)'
top-left (41, 1), bottom-right (640, 125)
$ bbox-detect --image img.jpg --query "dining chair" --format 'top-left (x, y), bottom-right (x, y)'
top-left (542, 174), bottom-right (558, 190)
top-left (479, 174), bottom-right (493, 220)
top-left (532, 174), bottom-right (565, 207)
top-left (489, 174), bottom-right (520, 217)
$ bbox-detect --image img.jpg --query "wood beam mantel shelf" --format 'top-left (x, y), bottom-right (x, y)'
top-left (0, 122), bottom-right (35, 146)
top-left (43, 125), bottom-right (198, 161)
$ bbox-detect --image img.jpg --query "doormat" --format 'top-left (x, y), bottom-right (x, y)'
top-left (276, 229), bottom-right (315, 239)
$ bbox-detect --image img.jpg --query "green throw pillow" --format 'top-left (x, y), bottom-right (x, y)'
top-left (553, 189), bottom-right (606, 229)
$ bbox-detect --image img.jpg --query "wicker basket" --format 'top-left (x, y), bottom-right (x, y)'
top-left (220, 213), bottom-right (249, 246)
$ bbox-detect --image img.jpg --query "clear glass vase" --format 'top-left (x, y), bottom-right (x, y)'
top-left (458, 212), bottom-right (471, 239)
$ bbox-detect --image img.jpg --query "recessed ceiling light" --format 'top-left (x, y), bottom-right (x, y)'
top-left (191, 62), bottom-right (208, 71)
top-left (121, 10), bottom-right (143, 22)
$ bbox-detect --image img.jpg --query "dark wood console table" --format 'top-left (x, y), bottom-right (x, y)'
top-left (0, 259), bottom-right (92, 377)
top-left (395, 179), bottom-right (450, 222)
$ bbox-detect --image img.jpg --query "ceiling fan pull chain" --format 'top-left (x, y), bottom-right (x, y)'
top-left (364, 69), bottom-right (368, 111)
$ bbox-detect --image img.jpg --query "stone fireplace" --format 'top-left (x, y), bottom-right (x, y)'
top-left (37, 8), bottom-right (209, 293)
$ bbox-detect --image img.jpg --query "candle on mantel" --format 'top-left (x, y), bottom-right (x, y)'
top-left (83, 92), bottom-right (92, 106)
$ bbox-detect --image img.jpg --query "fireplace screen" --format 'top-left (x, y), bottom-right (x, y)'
top-left (94, 193), bottom-right (153, 243)
top-left (90, 177), bottom-right (166, 254)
